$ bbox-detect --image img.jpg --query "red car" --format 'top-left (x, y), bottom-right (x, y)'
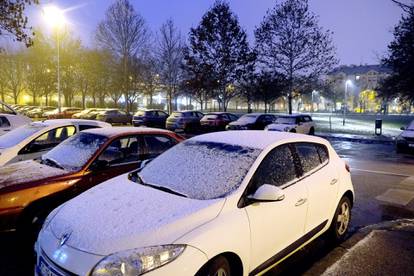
top-left (45, 107), bottom-right (83, 119)
top-left (200, 112), bottom-right (239, 131)
top-left (0, 127), bottom-right (184, 237)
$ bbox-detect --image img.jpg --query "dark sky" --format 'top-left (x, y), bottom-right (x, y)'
top-left (31, 0), bottom-right (405, 65)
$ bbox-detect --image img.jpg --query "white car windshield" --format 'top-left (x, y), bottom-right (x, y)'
top-left (0, 124), bottom-right (46, 148)
top-left (42, 132), bottom-right (107, 172)
top-left (237, 115), bottom-right (258, 124)
top-left (139, 140), bottom-right (262, 200)
top-left (275, 117), bottom-right (297, 125)
top-left (407, 121), bottom-right (414, 131)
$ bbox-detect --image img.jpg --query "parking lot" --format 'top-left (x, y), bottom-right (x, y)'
top-left (1, 138), bottom-right (414, 276)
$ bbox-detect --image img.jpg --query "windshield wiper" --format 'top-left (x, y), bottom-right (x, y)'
top-left (42, 157), bottom-right (64, 170)
top-left (132, 171), bottom-right (187, 198)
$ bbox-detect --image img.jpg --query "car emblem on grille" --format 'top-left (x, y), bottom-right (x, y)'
top-left (59, 231), bottom-right (72, 247)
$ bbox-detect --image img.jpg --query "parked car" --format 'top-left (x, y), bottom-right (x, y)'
top-left (96, 109), bottom-right (132, 124)
top-left (71, 108), bottom-right (99, 119)
top-left (132, 109), bottom-right (169, 128)
top-left (396, 120), bottom-right (414, 153)
top-left (166, 110), bottom-right (204, 132)
top-left (26, 106), bottom-right (55, 118)
top-left (0, 101), bottom-right (32, 136)
top-left (266, 114), bottom-right (315, 135)
top-left (226, 113), bottom-right (275, 130)
top-left (35, 131), bottom-right (353, 276)
top-left (0, 127), bottom-right (183, 238)
top-left (200, 112), bottom-right (239, 131)
top-left (45, 107), bottom-right (83, 119)
top-left (0, 119), bottom-right (110, 166)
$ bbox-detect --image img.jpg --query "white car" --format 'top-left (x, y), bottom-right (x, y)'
top-left (0, 101), bottom-right (32, 136)
top-left (0, 119), bottom-right (111, 166)
top-left (266, 114), bottom-right (315, 135)
top-left (35, 131), bottom-right (354, 276)
top-left (396, 120), bottom-right (414, 153)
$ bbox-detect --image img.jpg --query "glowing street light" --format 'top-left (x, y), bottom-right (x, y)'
top-left (42, 5), bottom-right (66, 113)
top-left (343, 80), bottom-right (352, 126)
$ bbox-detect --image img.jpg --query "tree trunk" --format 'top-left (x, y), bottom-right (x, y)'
top-left (288, 92), bottom-right (293, 114)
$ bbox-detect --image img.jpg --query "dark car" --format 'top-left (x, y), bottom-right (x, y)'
top-left (226, 113), bottom-right (276, 130)
top-left (200, 112), bottom-right (239, 131)
top-left (96, 109), bottom-right (132, 124)
top-left (166, 110), bottom-right (204, 133)
top-left (0, 127), bottom-right (184, 238)
top-left (132, 110), bottom-right (169, 128)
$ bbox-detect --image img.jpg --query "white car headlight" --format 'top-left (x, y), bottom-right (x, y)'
top-left (92, 245), bottom-right (186, 276)
top-left (284, 127), bottom-right (290, 131)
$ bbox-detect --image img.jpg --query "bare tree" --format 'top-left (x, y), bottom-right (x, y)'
top-left (391, 0), bottom-right (413, 12)
top-left (2, 50), bottom-right (26, 104)
top-left (157, 19), bottom-right (184, 113)
top-left (96, 0), bottom-right (149, 112)
top-left (255, 0), bottom-right (338, 114)
top-left (0, 0), bottom-right (39, 47)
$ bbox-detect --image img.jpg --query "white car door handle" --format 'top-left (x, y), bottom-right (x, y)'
top-left (330, 179), bottom-right (338, 185)
top-left (295, 198), bottom-right (307, 207)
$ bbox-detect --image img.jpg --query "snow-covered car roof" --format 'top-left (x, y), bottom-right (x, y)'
top-left (81, 126), bottom-right (173, 138)
top-left (276, 114), bottom-right (311, 118)
top-left (38, 119), bottom-right (111, 127)
top-left (191, 130), bottom-right (328, 150)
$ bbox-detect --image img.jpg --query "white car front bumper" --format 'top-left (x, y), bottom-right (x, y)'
top-left (35, 227), bottom-right (208, 276)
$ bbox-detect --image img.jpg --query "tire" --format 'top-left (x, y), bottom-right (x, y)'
top-left (290, 129), bottom-right (296, 133)
top-left (327, 196), bottom-right (352, 243)
top-left (309, 127), bottom-right (315, 135)
top-left (199, 256), bottom-right (231, 276)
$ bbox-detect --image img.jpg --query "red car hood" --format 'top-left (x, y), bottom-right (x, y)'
top-left (0, 160), bottom-right (67, 193)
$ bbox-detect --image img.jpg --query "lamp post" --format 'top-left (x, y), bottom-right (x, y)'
top-left (343, 80), bottom-right (352, 126)
top-left (42, 6), bottom-right (66, 113)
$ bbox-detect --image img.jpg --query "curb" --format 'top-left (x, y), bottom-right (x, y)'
top-left (316, 133), bottom-right (395, 145)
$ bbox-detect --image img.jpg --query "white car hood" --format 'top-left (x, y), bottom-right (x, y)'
top-left (267, 123), bottom-right (294, 131)
top-left (402, 130), bottom-right (414, 139)
top-left (50, 175), bottom-right (225, 256)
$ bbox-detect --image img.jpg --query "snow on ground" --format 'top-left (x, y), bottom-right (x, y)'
top-left (312, 115), bottom-right (403, 137)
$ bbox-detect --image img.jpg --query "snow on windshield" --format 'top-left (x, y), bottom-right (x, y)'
top-left (0, 124), bottom-right (45, 148)
top-left (140, 140), bottom-right (262, 200)
top-left (237, 115), bottom-right (258, 124)
top-left (43, 133), bottom-right (107, 172)
top-left (275, 117), bottom-right (296, 125)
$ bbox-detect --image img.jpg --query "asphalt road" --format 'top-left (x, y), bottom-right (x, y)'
top-left (1, 140), bottom-right (414, 276)
top-left (266, 140), bottom-right (414, 275)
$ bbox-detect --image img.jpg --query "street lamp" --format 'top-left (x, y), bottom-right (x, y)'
top-left (42, 6), bottom-right (66, 113)
top-left (343, 80), bottom-right (352, 126)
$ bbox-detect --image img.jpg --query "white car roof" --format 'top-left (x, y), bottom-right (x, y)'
top-left (36, 119), bottom-right (111, 127)
top-left (190, 130), bottom-right (328, 150)
top-left (82, 126), bottom-right (172, 138)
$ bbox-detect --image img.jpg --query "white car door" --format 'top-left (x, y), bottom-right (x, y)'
top-left (295, 116), bottom-right (307, 134)
top-left (9, 125), bottom-right (77, 164)
top-left (243, 144), bottom-right (308, 273)
top-left (294, 142), bottom-right (339, 233)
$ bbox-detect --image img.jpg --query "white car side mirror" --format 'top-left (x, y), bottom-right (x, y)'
top-left (249, 184), bottom-right (285, 202)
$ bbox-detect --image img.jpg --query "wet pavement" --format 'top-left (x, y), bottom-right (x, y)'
top-left (1, 139), bottom-right (414, 275)
top-left (266, 140), bottom-right (414, 275)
